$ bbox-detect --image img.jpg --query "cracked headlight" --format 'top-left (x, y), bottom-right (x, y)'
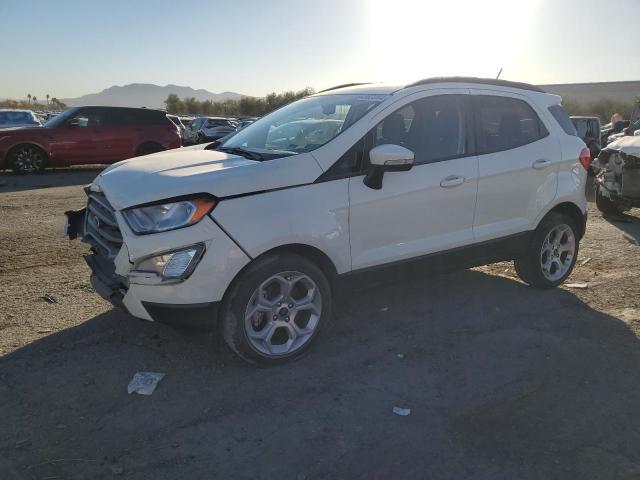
top-left (123, 196), bottom-right (216, 234)
top-left (133, 244), bottom-right (205, 281)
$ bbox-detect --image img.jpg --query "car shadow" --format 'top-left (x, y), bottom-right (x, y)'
top-left (2, 269), bottom-right (640, 479)
top-left (0, 166), bottom-right (105, 193)
top-left (602, 210), bottom-right (640, 245)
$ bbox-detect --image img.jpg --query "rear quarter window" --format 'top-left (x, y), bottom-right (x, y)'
top-left (128, 109), bottom-right (169, 126)
top-left (548, 105), bottom-right (577, 136)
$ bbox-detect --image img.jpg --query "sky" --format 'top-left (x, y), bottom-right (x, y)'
top-left (1, 0), bottom-right (639, 100)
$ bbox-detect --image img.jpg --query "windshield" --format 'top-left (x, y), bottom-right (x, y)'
top-left (44, 108), bottom-right (79, 128)
top-left (219, 93), bottom-right (387, 159)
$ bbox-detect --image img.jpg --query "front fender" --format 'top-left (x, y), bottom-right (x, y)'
top-left (211, 180), bottom-right (351, 274)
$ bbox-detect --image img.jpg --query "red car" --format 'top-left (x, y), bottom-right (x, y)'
top-left (0, 106), bottom-right (181, 174)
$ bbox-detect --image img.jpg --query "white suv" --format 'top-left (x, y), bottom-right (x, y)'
top-left (66, 77), bottom-right (590, 363)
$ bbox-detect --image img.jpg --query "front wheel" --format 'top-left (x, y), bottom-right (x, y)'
top-left (514, 212), bottom-right (579, 288)
top-left (8, 145), bottom-right (47, 174)
top-left (221, 253), bottom-right (332, 364)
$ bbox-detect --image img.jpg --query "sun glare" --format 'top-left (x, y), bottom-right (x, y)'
top-left (366, 0), bottom-right (542, 84)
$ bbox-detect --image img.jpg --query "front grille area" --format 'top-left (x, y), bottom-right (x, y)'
top-left (84, 193), bottom-right (123, 259)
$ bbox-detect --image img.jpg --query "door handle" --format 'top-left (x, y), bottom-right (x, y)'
top-left (532, 159), bottom-right (551, 170)
top-left (440, 175), bottom-right (465, 188)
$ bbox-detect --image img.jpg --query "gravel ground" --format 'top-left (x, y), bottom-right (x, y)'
top-left (1, 169), bottom-right (640, 479)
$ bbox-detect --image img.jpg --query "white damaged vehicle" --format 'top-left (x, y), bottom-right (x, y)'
top-left (66, 78), bottom-right (589, 363)
top-left (593, 135), bottom-right (640, 213)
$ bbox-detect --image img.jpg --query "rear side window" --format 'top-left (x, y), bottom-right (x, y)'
top-left (473, 95), bottom-right (549, 154)
top-left (549, 105), bottom-right (578, 136)
top-left (126, 109), bottom-right (168, 126)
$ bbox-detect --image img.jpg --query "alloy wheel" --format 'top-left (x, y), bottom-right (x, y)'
top-left (540, 224), bottom-right (576, 281)
top-left (244, 271), bottom-right (322, 357)
top-left (12, 146), bottom-right (44, 173)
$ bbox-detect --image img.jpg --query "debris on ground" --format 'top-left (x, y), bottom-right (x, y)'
top-left (380, 307), bottom-right (389, 312)
top-left (392, 406), bottom-right (411, 416)
top-left (396, 353), bottom-right (405, 359)
top-left (40, 293), bottom-right (58, 304)
top-left (566, 283), bottom-right (589, 289)
top-left (127, 372), bottom-right (166, 395)
top-left (580, 257), bottom-right (592, 266)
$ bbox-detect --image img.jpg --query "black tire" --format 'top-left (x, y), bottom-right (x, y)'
top-left (221, 253), bottom-right (333, 364)
top-left (514, 212), bottom-right (579, 289)
top-left (7, 144), bottom-right (47, 174)
top-left (595, 184), bottom-right (620, 214)
top-left (135, 143), bottom-right (164, 157)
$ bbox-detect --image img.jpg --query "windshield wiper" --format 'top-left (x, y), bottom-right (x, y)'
top-left (218, 146), bottom-right (264, 161)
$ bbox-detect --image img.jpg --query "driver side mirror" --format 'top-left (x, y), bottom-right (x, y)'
top-left (363, 144), bottom-right (415, 190)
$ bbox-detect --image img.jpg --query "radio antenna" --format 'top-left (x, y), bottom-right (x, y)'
top-left (496, 68), bottom-right (503, 79)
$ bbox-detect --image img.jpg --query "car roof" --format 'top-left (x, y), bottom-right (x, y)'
top-left (316, 76), bottom-right (549, 96)
top-left (0, 108), bottom-right (34, 113)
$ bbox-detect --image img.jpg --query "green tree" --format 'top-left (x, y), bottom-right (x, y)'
top-left (46, 94), bottom-right (50, 105)
top-left (164, 93), bottom-right (183, 114)
top-left (27, 93), bottom-right (31, 104)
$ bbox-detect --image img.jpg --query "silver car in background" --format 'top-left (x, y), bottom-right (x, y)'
top-left (0, 109), bottom-right (42, 129)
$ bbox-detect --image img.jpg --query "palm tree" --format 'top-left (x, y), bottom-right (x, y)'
top-left (46, 94), bottom-right (50, 105)
top-left (27, 94), bottom-right (31, 104)
top-left (32, 96), bottom-right (37, 104)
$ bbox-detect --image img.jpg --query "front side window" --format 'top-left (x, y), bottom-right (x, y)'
top-left (220, 93), bottom-right (387, 160)
top-left (70, 108), bottom-right (105, 128)
top-left (474, 96), bottom-right (549, 153)
top-left (372, 95), bottom-right (468, 164)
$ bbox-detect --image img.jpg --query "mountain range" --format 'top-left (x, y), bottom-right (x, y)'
top-left (61, 83), bottom-right (244, 109)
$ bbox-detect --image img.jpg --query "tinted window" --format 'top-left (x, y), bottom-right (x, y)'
top-left (104, 108), bottom-right (134, 126)
top-left (373, 95), bottom-right (468, 163)
top-left (550, 105), bottom-right (578, 136)
top-left (127, 109), bottom-right (166, 126)
top-left (71, 108), bottom-right (105, 127)
top-left (474, 96), bottom-right (548, 153)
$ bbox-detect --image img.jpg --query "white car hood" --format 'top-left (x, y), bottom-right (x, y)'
top-left (95, 147), bottom-right (323, 210)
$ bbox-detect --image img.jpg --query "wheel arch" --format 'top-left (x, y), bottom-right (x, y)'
top-left (543, 202), bottom-right (587, 239)
top-left (252, 243), bottom-right (338, 282)
top-left (135, 141), bottom-right (164, 156)
top-left (221, 242), bottom-right (340, 304)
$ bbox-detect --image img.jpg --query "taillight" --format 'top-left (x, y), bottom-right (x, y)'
top-left (579, 147), bottom-right (591, 171)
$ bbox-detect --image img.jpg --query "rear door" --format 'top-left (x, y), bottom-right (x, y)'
top-left (470, 91), bottom-right (560, 242)
top-left (102, 108), bottom-right (136, 162)
top-left (348, 91), bottom-right (478, 269)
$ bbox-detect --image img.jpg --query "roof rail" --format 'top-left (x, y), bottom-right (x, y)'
top-left (405, 77), bottom-right (545, 93)
top-left (318, 82), bottom-right (371, 93)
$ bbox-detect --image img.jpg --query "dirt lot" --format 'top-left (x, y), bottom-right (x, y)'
top-left (2, 169), bottom-right (640, 479)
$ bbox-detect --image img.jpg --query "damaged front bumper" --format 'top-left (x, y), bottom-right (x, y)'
top-left (65, 207), bottom-right (129, 309)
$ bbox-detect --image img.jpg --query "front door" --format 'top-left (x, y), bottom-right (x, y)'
top-left (348, 92), bottom-right (478, 270)
top-left (50, 107), bottom-right (108, 165)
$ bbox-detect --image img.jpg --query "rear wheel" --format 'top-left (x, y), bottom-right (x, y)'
top-left (514, 212), bottom-right (579, 288)
top-left (135, 143), bottom-right (164, 156)
top-left (8, 144), bottom-right (47, 174)
top-left (595, 184), bottom-right (621, 214)
top-left (221, 253), bottom-right (332, 364)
